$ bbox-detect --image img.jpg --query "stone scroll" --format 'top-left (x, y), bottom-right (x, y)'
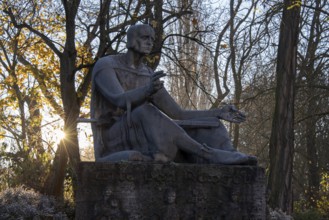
top-left (75, 162), bottom-right (266, 220)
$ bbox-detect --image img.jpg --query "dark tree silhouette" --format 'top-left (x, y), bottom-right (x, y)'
top-left (267, 0), bottom-right (301, 213)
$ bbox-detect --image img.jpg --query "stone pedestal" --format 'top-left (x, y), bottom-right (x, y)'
top-left (76, 162), bottom-right (266, 220)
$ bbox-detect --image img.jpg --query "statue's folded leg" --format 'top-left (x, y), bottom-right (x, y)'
top-left (180, 117), bottom-right (236, 152)
top-left (131, 104), bottom-right (257, 165)
top-left (177, 118), bottom-right (257, 164)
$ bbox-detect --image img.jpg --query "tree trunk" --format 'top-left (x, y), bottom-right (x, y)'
top-left (148, 0), bottom-right (163, 70)
top-left (267, 0), bottom-right (300, 214)
top-left (26, 96), bottom-right (44, 154)
top-left (42, 141), bottom-right (68, 199)
top-left (303, 0), bottom-right (321, 208)
top-left (43, 0), bottom-right (81, 198)
top-left (305, 95), bottom-right (319, 207)
top-left (42, 64), bottom-right (81, 199)
top-left (233, 88), bottom-right (242, 149)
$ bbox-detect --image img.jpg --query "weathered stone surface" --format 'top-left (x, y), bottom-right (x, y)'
top-left (75, 162), bottom-right (266, 220)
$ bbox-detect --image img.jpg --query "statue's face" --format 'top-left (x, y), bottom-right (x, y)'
top-left (134, 27), bottom-right (155, 54)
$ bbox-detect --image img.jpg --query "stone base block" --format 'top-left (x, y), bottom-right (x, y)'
top-left (76, 162), bottom-right (266, 220)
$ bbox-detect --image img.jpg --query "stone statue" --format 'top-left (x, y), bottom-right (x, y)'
top-left (91, 24), bottom-right (256, 165)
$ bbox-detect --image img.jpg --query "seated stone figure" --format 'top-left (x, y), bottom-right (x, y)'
top-left (91, 24), bottom-right (256, 165)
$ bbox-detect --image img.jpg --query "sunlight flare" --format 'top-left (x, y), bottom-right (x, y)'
top-left (54, 129), bottom-right (66, 142)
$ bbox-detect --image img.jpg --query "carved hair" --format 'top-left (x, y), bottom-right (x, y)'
top-left (126, 24), bottom-right (154, 49)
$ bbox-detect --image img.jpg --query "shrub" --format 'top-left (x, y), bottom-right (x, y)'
top-left (0, 186), bottom-right (67, 219)
top-left (293, 210), bottom-right (323, 220)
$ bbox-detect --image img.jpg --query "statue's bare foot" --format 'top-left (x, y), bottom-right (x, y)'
top-left (201, 145), bottom-right (257, 165)
top-left (236, 155), bottom-right (257, 165)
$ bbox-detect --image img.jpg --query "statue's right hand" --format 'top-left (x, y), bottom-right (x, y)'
top-left (215, 105), bottom-right (246, 123)
top-left (147, 71), bottom-right (166, 96)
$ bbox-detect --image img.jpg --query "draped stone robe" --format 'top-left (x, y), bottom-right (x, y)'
top-left (91, 54), bottom-right (155, 160)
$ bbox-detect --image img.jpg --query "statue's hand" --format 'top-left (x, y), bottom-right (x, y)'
top-left (216, 105), bottom-right (246, 123)
top-left (146, 71), bottom-right (166, 96)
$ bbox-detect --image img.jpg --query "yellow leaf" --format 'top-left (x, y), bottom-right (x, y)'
top-left (192, 18), bottom-right (198, 26)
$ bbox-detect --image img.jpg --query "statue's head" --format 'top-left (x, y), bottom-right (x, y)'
top-left (126, 24), bottom-right (155, 54)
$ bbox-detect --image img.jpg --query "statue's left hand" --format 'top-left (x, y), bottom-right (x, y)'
top-left (215, 105), bottom-right (246, 123)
